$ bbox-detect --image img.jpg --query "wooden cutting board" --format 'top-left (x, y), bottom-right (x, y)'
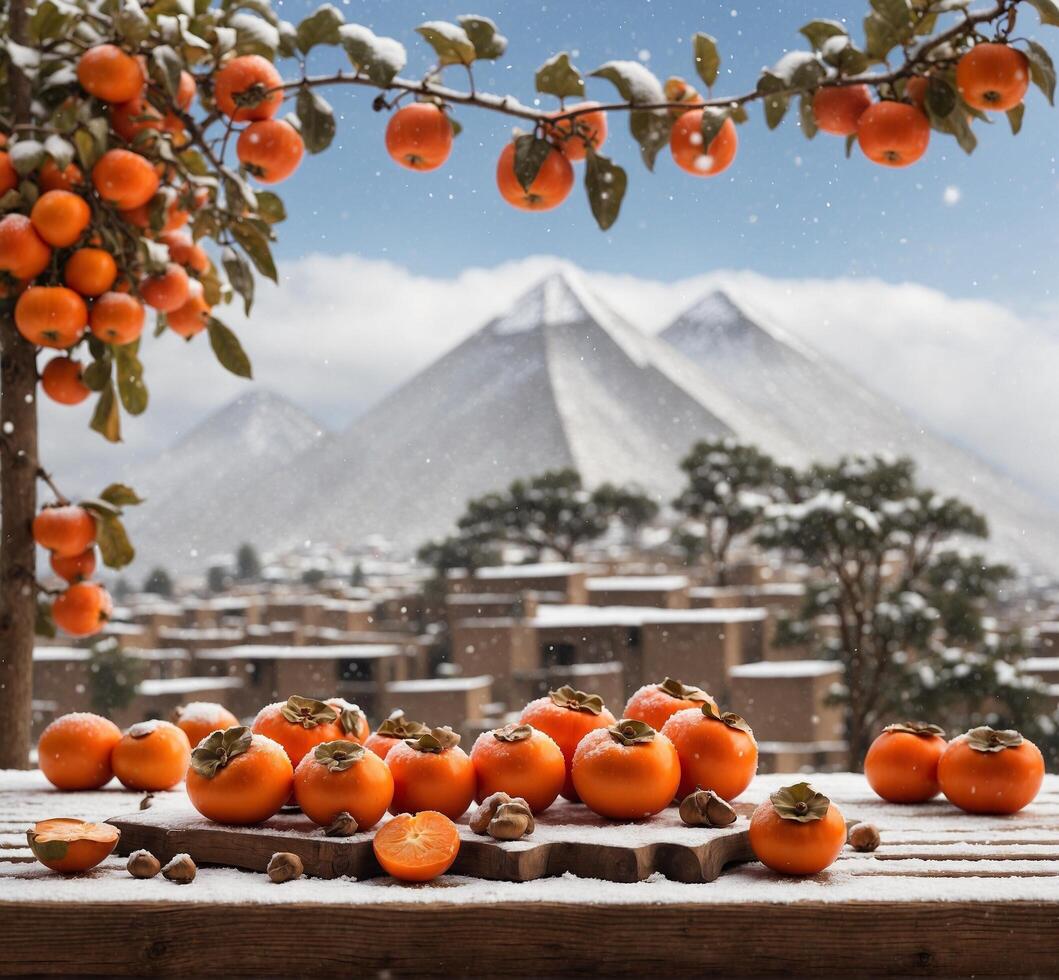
top-left (108, 799), bottom-right (756, 884)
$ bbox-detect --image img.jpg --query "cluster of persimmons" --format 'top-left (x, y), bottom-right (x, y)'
top-left (30, 678), bottom-right (1046, 881)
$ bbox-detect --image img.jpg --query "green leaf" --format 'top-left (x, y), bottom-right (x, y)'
top-left (80, 497), bottom-right (121, 520)
top-left (763, 94), bottom-right (790, 129)
top-left (89, 383), bottom-right (121, 443)
top-left (223, 245), bottom-right (255, 315)
top-left (100, 483), bottom-right (145, 507)
top-left (208, 317), bottom-right (254, 379)
top-left (96, 514), bottom-right (135, 569)
top-left (1025, 40), bottom-right (1056, 105)
top-left (799, 19), bottom-right (847, 51)
top-left (629, 109), bottom-right (672, 170)
top-left (1007, 102), bottom-right (1025, 134)
top-left (692, 32), bottom-right (720, 88)
top-left (799, 93), bottom-right (818, 139)
top-left (845, 132), bottom-right (857, 158)
top-left (296, 3), bottom-right (344, 54)
top-left (512, 134), bottom-right (552, 192)
top-left (699, 106), bottom-right (730, 148)
top-left (416, 21), bottom-right (476, 66)
top-left (231, 13), bottom-right (280, 57)
top-left (1027, 0), bottom-right (1059, 27)
top-left (584, 150), bottom-right (627, 231)
top-left (115, 345), bottom-right (148, 416)
top-left (255, 190), bottom-right (287, 224)
top-left (9, 140), bottom-right (44, 176)
top-left (457, 15), bottom-right (507, 60)
top-left (821, 37), bottom-right (870, 75)
top-left (296, 87), bottom-right (335, 153)
top-left (926, 76), bottom-right (957, 117)
top-left (35, 599), bottom-right (56, 639)
top-left (116, 0), bottom-right (152, 45)
top-left (591, 61), bottom-right (668, 170)
top-left (30, 1), bottom-right (73, 43)
top-left (232, 221), bottom-right (277, 282)
top-left (151, 45), bottom-right (184, 100)
top-left (339, 24), bottom-right (406, 85)
top-left (536, 53), bottom-right (585, 99)
top-left (82, 356), bottom-right (111, 392)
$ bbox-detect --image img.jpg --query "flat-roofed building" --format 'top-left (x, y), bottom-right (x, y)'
top-left (378, 675), bottom-right (494, 739)
top-left (586, 575), bottom-right (690, 610)
top-left (112, 675), bottom-right (246, 729)
top-left (448, 562), bottom-right (590, 604)
top-left (728, 659), bottom-right (845, 747)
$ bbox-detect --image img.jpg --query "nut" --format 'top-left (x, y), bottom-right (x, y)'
top-left (679, 788), bottom-right (737, 828)
top-left (267, 851), bottom-right (304, 883)
top-left (139, 793), bottom-right (154, 811)
top-left (848, 823), bottom-right (881, 852)
top-left (324, 811), bottom-right (359, 837)
top-left (162, 853), bottom-right (196, 884)
top-left (487, 800), bottom-right (534, 841)
top-left (127, 850), bottom-right (161, 879)
top-left (470, 791), bottom-right (513, 835)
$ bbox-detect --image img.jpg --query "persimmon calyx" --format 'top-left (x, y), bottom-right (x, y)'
top-left (376, 711), bottom-right (430, 739)
top-left (548, 685), bottom-right (605, 714)
top-left (190, 725), bottom-right (253, 778)
top-left (314, 739), bottom-right (367, 771)
top-left (883, 721), bottom-right (945, 737)
top-left (771, 782), bottom-right (831, 823)
top-left (405, 725), bottom-right (460, 753)
top-left (679, 788), bottom-right (737, 828)
top-left (280, 695), bottom-right (338, 729)
top-left (331, 699), bottom-right (367, 736)
top-left (607, 718), bottom-right (656, 745)
top-left (702, 701), bottom-right (754, 736)
top-left (493, 723), bottom-right (533, 743)
top-left (658, 677), bottom-right (713, 705)
top-left (965, 726), bottom-right (1023, 752)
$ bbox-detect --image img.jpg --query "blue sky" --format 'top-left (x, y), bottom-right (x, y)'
top-left (266, 0), bottom-right (1059, 312)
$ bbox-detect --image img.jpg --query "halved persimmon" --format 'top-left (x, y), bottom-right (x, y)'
top-left (27, 818), bottom-right (119, 873)
top-left (373, 810), bottom-right (460, 882)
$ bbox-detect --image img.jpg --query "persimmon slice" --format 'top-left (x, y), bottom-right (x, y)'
top-left (27, 818), bottom-right (119, 873)
top-left (373, 811), bottom-right (460, 882)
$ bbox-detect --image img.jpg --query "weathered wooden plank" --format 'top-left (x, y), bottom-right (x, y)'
top-left (2, 899), bottom-right (1059, 977)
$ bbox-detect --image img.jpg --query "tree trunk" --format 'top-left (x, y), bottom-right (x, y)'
top-left (0, 315), bottom-right (38, 770)
top-left (0, 0), bottom-right (38, 770)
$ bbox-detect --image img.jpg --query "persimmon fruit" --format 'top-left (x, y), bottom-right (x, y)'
top-left (670, 111), bottom-right (738, 176)
top-left (387, 727), bottom-right (476, 820)
top-left (749, 782), bottom-right (847, 876)
top-left (33, 504), bottom-right (96, 557)
top-left (326, 698), bottom-right (371, 743)
top-left (471, 723), bottom-right (566, 814)
top-left (110, 94), bottom-right (164, 144)
top-left (812, 84), bottom-right (873, 136)
top-left (112, 720), bottom-right (191, 791)
top-left (385, 103), bottom-right (453, 172)
top-left (89, 291), bottom-right (145, 345)
top-left (545, 102), bottom-right (607, 162)
top-left (27, 819), bottom-right (119, 874)
top-left (172, 701), bottom-right (239, 748)
top-left (0, 149), bottom-right (16, 196)
top-left (237, 119), bottom-right (304, 183)
top-left (623, 678), bottom-right (716, 732)
top-left (0, 214), bottom-right (52, 281)
top-left (77, 44), bottom-right (143, 103)
top-left (30, 190), bottom-right (91, 247)
top-left (64, 247), bottom-right (118, 297)
top-left (92, 149), bottom-right (160, 210)
top-left (140, 263), bottom-right (189, 313)
top-left (519, 686), bottom-right (617, 800)
top-left (39, 159), bottom-right (84, 193)
top-left (166, 279), bottom-right (211, 338)
top-left (294, 740), bottom-right (394, 831)
top-left (956, 43), bottom-right (1029, 112)
top-left (186, 728), bottom-right (294, 825)
top-left (50, 548), bottom-right (96, 583)
top-left (14, 286), bottom-right (88, 348)
top-left (37, 711), bottom-right (121, 790)
top-left (364, 711), bottom-right (430, 760)
top-left (40, 357), bottom-right (91, 406)
top-left (51, 581), bottom-right (111, 637)
top-left (937, 727), bottom-right (1045, 815)
top-left (496, 141), bottom-right (574, 211)
top-left (856, 102), bottom-right (930, 168)
top-left (214, 54), bottom-right (283, 122)
top-left (251, 696), bottom-right (345, 768)
top-left (571, 720), bottom-right (681, 821)
top-left (664, 77), bottom-right (701, 116)
top-left (373, 810), bottom-right (461, 882)
top-left (161, 231), bottom-right (210, 274)
top-left (864, 722), bottom-right (947, 804)
top-left (661, 703), bottom-right (758, 802)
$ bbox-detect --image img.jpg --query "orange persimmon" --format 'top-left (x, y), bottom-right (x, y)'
top-left (294, 740), bottom-right (394, 831)
top-left (387, 727), bottom-right (476, 821)
top-left (471, 723), bottom-right (566, 815)
top-left (365, 711), bottom-right (430, 760)
top-left (111, 720), bottom-right (191, 791)
top-left (171, 701), bottom-right (239, 749)
top-left (251, 695), bottom-right (345, 768)
top-left (373, 810), bottom-right (461, 882)
top-left (37, 712), bottom-right (121, 790)
top-left (864, 721), bottom-right (947, 804)
top-left (27, 818), bottom-right (119, 873)
top-left (938, 727), bottom-right (1045, 815)
top-left (661, 703), bottom-right (758, 802)
top-left (623, 677), bottom-right (716, 732)
top-left (749, 782), bottom-right (847, 876)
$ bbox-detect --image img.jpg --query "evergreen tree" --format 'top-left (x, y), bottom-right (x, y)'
top-left (88, 639), bottom-right (143, 717)
top-left (142, 567), bottom-right (173, 597)
top-left (206, 566), bottom-right (229, 594)
top-left (236, 543), bottom-right (261, 581)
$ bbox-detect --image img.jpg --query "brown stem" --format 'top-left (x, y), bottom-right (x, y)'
top-left (35, 466), bottom-right (68, 506)
top-left (0, 0), bottom-right (36, 771)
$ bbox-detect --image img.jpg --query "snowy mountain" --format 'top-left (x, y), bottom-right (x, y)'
top-left (661, 290), bottom-right (1059, 572)
top-left (122, 389), bottom-right (326, 569)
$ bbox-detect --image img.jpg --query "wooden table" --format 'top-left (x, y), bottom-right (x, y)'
top-left (2, 769), bottom-right (1058, 977)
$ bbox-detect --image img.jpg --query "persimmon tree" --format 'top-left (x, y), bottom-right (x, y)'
top-left (1, 0), bottom-right (1057, 768)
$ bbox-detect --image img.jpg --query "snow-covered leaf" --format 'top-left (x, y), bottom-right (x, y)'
top-left (536, 53), bottom-right (584, 99)
top-left (340, 24), bottom-right (406, 85)
top-left (416, 21), bottom-right (476, 66)
top-left (296, 4), bottom-right (343, 54)
top-left (458, 15), bottom-right (506, 60)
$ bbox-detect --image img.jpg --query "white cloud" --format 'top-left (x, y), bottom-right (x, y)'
top-left (38, 255), bottom-right (1059, 511)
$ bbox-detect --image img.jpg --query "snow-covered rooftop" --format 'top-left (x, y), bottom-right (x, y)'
top-left (586, 576), bottom-right (689, 591)
top-left (194, 644), bottom-right (402, 661)
top-left (386, 675), bottom-right (493, 693)
top-left (531, 605), bottom-right (767, 629)
top-left (729, 660), bottom-right (842, 679)
top-left (137, 676), bottom-right (243, 696)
